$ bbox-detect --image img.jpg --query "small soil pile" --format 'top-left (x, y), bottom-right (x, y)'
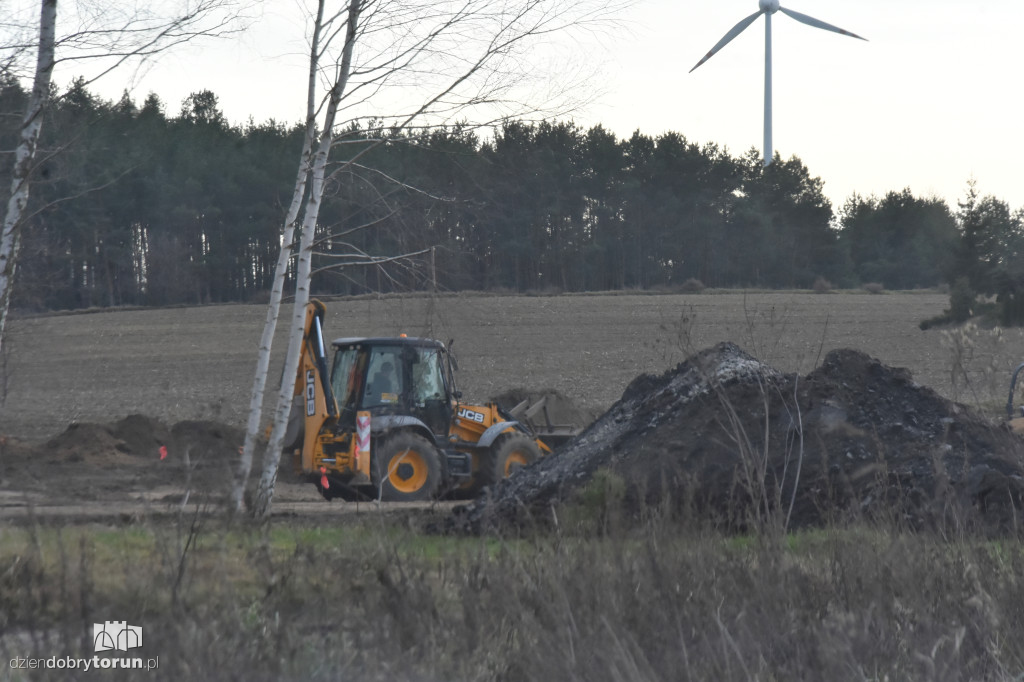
top-left (454, 343), bottom-right (1024, 534)
top-left (1, 415), bottom-right (244, 501)
top-left (36, 415), bottom-right (172, 466)
top-left (113, 414), bottom-right (172, 459)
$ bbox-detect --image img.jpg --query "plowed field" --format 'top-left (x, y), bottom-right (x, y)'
top-left (2, 291), bottom-right (1022, 517)
top-left (5, 291), bottom-right (1018, 440)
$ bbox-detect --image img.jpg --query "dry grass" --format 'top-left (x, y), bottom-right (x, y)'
top-left (1, 512), bottom-right (1023, 681)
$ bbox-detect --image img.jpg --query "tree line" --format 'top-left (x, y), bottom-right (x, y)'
top-left (3, 77), bottom-right (1022, 317)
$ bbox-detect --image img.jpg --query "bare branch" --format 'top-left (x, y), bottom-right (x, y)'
top-left (309, 210), bottom-right (399, 251)
top-left (2, 1), bottom-right (252, 92)
top-left (310, 246), bottom-right (432, 275)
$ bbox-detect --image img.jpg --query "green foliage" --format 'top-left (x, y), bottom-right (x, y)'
top-left (905, 179), bottom-right (1024, 328)
top-left (837, 188), bottom-right (958, 289)
top-left (565, 467), bottom-right (627, 534)
top-left (680, 277), bottom-right (705, 293)
top-left (945, 180), bottom-right (1024, 326)
top-left (4, 80), bottom-right (1023, 311)
top-left (1, 81), bottom-right (846, 308)
top-left (9, 81), bottom-right (305, 309)
top-left (1001, 292), bottom-right (1024, 326)
top-left (949, 276), bottom-right (976, 323)
top-left (953, 180), bottom-right (1021, 295)
top-left (919, 277), bottom-right (978, 329)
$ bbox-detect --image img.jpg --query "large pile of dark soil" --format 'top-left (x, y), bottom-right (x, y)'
top-left (454, 343), bottom-right (1024, 534)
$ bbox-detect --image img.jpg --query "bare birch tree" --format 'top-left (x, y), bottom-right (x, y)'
top-left (0, 0), bottom-right (56, 355)
top-left (0, 0), bottom-right (246, 356)
top-left (231, 0), bottom-right (334, 514)
top-left (241, 0), bottom-right (628, 518)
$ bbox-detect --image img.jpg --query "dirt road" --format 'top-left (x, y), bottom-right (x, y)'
top-left (0, 484), bottom-right (456, 522)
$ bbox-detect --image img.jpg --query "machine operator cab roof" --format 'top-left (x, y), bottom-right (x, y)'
top-left (330, 336), bottom-right (446, 350)
top-left (328, 336), bottom-right (457, 437)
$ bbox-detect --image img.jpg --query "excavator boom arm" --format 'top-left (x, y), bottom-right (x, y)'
top-left (296, 300), bottom-right (340, 472)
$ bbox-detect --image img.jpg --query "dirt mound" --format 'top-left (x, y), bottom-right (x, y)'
top-left (113, 414), bottom-right (171, 458)
top-left (34, 414), bottom-right (171, 466)
top-left (454, 343), bottom-right (1024, 534)
top-left (35, 417), bottom-right (238, 465)
top-left (3, 416), bottom-right (244, 502)
top-left (167, 420), bottom-right (242, 461)
top-left (44, 422), bottom-right (133, 466)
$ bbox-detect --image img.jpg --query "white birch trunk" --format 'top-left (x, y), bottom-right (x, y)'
top-left (228, 133), bottom-right (313, 513)
top-left (0, 0), bottom-right (57, 356)
top-left (229, 0), bottom-right (326, 513)
top-left (250, 0), bottom-right (360, 520)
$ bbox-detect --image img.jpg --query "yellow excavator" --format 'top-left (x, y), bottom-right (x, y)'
top-left (284, 300), bottom-right (572, 501)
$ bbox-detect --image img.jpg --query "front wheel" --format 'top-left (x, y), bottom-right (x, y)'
top-left (372, 432), bottom-right (443, 502)
top-left (476, 433), bottom-right (542, 490)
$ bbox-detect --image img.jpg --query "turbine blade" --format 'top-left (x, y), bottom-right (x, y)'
top-left (689, 10), bottom-right (764, 73)
top-left (778, 7), bottom-right (867, 40)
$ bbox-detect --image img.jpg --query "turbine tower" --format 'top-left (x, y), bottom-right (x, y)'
top-left (689, 0), bottom-right (865, 166)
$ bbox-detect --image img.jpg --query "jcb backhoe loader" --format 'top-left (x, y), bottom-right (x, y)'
top-left (285, 300), bottom-right (554, 501)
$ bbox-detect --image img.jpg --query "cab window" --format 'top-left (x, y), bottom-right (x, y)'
top-left (411, 348), bottom-right (446, 404)
top-left (331, 347), bottom-right (366, 410)
top-left (364, 347), bottom-right (404, 407)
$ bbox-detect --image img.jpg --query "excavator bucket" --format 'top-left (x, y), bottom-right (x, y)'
top-left (507, 395), bottom-right (581, 449)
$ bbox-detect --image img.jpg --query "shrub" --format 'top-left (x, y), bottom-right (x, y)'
top-left (949, 277), bottom-right (975, 323)
top-left (1000, 291), bottom-right (1024, 327)
top-left (812, 277), bottom-right (833, 294)
top-left (565, 468), bottom-right (627, 535)
top-left (863, 282), bottom-right (885, 295)
top-left (679, 278), bottom-right (705, 293)
top-left (919, 277), bottom-right (980, 329)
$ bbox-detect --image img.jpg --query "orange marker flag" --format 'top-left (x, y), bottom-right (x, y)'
top-left (319, 466), bottom-right (330, 489)
top-left (159, 445), bottom-right (168, 460)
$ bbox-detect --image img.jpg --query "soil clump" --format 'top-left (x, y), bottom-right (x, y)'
top-left (454, 343), bottom-right (1024, 535)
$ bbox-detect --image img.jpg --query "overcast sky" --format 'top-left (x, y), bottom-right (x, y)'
top-left (80, 0), bottom-right (1024, 213)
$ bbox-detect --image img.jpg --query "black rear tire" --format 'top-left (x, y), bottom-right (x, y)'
top-left (475, 433), bottom-right (541, 490)
top-left (372, 432), bottom-right (443, 502)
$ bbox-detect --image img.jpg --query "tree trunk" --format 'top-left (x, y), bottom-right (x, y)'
top-left (250, 0), bottom-right (359, 520)
top-left (229, 133), bottom-right (316, 513)
top-left (229, 0), bottom-right (327, 514)
top-left (0, 0), bottom-right (57, 355)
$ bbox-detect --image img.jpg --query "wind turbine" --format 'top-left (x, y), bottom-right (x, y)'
top-left (689, 0), bottom-right (866, 166)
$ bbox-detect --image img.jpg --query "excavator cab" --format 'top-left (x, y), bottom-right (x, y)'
top-left (330, 337), bottom-right (456, 439)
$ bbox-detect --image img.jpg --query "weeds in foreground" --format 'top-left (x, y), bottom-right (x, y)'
top-left (1, 513), bottom-right (1022, 682)
top-left (940, 322), bottom-right (1021, 413)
